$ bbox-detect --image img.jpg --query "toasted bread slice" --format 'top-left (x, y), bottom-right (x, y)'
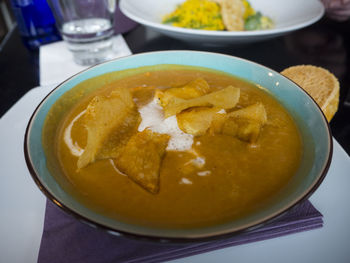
top-left (177, 107), bottom-right (219, 136)
top-left (155, 78), bottom-right (210, 107)
top-left (281, 65), bottom-right (339, 121)
top-left (114, 129), bottom-right (170, 194)
top-left (163, 85), bottom-right (240, 117)
top-left (77, 88), bottom-right (140, 169)
top-left (212, 103), bottom-right (267, 143)
top-left (220, 0), bottom-right (245, 31)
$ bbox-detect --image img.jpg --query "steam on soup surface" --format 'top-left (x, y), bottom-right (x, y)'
top-left (50, 66), bottom-right (302, 229)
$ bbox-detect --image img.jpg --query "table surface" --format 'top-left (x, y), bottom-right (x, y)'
top-left (1, 17), bottom-right (349, 155)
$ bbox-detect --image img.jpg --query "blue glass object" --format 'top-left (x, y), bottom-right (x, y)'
top-left (10, 0), bottom-right (61, 50)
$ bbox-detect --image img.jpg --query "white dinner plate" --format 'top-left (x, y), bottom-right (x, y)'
top-left (119, 0), bottom-right (325, 45)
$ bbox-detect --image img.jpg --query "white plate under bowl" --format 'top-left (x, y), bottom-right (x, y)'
top-left (119, 0), bottom-right (325, 45)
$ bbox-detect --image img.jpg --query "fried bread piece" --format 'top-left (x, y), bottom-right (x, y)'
top-left (281, 65), bottom-right (340, 121)
top-left (227, 102), bottom-right (267, 123)
top-left (164, 85), bottom-right (240, 117)
top-left (177, 107), bottom-right (220, 136)
top-left (210, 103), bottom-right (267, 143)
top-left (96, 108), bottom-right (140, 160)
top-left (77, 88), bottom-right (140, 169)
top-left (114, 129), bottom-right (170, 194)
top-left (177, 101), bottom-right (267, 143)
top-left (155, 78), bottom-right (210, 107)
top-left (221, 0), bottom-right (245, 31)
top-left (222, 118), bottom-right (262, 143)
top-left (209, 112), bottom-right (228, 134)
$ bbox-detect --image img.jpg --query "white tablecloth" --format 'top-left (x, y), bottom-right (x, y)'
top-left (39, 35), bottom-right (132, 87)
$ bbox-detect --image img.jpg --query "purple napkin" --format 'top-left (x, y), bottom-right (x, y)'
top-left (38, 200), bottom-right (322, 263)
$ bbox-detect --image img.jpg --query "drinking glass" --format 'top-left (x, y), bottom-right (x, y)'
top-left (47, 0), bottom-right (116, 66)
top-left (10, 0), bottom-right (61, 50)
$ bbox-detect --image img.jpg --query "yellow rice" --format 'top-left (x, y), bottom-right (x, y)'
top-left (162, 0), bottom-right (225, 31)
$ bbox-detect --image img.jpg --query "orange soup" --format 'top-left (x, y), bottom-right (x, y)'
top-left (46, 66), bottom-right (302, 229)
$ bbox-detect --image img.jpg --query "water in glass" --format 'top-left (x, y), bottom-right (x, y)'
top-left (61, 18), bottom-right (114, 65)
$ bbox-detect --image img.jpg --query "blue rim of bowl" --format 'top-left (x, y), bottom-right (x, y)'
top-left (24, 50), bottom-right (333, 243)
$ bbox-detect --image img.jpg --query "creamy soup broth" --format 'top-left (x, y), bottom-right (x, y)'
top-left (53, 67), bottom-right (302, 229)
